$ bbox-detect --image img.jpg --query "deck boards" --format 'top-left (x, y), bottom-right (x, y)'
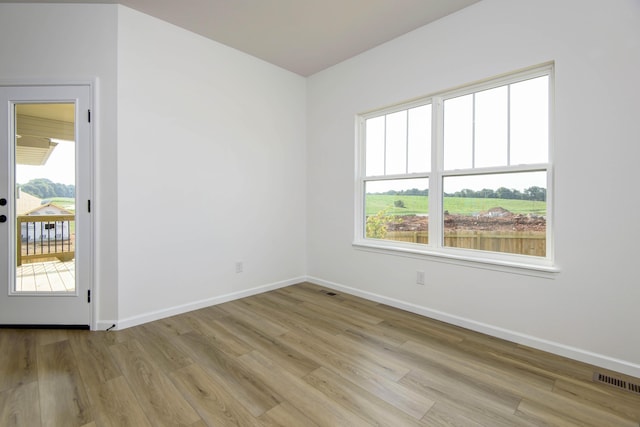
top-left (14, 260), bottom-right (75, 293)
top-left (0, 282), bottom-right (639, 426)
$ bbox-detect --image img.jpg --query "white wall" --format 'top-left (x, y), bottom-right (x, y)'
top-left (306, 0), bottom-right (640, 377)
top-left (0, 4), bottom-right (119, 327)
top-left (116, 7), bottom-right (307, 326)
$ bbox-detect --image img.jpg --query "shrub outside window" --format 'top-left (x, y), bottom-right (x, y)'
top-left (356, 65), bottom-right (553, 269)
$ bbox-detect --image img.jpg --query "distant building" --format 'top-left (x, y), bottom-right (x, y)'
top-left (20, 203), bottom-right (73, 242)
top-left (15, 189), bottom-right (42, 215)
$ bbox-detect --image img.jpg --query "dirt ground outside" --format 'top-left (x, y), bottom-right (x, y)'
top-left (384, 207), bottom-right (546, 233)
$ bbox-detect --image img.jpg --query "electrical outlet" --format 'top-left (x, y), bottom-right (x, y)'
top-left (235, 261), bottom-right (243, 273)
top-left (416, 271), bottom-right (425, 285)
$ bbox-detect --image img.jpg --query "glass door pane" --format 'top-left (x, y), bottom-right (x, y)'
top-left (14, 103), bottom-right (76, 293)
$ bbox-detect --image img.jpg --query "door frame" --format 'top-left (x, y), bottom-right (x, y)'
top-left (0, 79), bottom-right (95, 329)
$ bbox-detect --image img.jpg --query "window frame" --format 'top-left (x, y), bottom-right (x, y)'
top-left (354, 64), bottom-right (557, 273)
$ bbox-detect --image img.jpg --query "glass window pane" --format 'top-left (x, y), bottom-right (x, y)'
top-left (442, 171), bottom-right (546, 257)
top-left (365, 116), bottom-right (385, 176)
top-left (365, 178), bottom-right (429, 244)
top-left (444, 94), bottom-right (473, 170)
top-left (475, 86), bottom-right (508, 167)
top-left (385, 110), bottom-right (407, 175)
top-left (510, 76), bottom-right (549, 165)
top-left (407, 104), bottom-right (431, 173)
top-left (15, 103), bottom-right (77, 293)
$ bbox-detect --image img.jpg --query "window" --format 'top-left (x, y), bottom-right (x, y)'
top-left (356, 65), bottom-right (553, 269)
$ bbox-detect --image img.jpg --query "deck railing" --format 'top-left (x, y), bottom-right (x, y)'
top-left (16, 214), bottom-right (75, 266)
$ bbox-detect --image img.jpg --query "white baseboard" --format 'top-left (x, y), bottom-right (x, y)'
top-left (306, 276), bottom-right (640, 379)
top-left (113, 276), bottom-right (305, 331)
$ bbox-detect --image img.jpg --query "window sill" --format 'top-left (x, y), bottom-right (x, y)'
top-left (352, 240), bottom-right (559, 278)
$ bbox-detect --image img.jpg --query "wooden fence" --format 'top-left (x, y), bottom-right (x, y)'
top-left (385, 230), bottom-right (546, 257)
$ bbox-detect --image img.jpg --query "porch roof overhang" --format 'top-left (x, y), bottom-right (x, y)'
top-left (15, 103), bottom-right (74, 166)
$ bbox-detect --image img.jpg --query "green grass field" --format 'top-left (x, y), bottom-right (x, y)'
top-left (365, 194), bottom-right (546, 216)
top-left (46, 197), bottom-right (76, 212)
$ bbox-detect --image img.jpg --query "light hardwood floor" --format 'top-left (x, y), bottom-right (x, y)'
top-left (1, 282), bottom-right (639, 426)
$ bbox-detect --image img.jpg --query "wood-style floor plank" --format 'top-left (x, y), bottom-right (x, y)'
top-left (423, 400), bottom-right (521, 427)
top-left (84, 376), bottom-right (152, 427)
top-left (257, 401), bottom-right (320, 427)
top-left (179, 312), bottom-right (253, 358)
top-left (399, 339), bottom-right (556, 393)
top-left (237, 350), bottom-right (372, 427)
top-left (401, 367), bottom-right (530, 426)
top-left (169, 364), bottom-right (262, 427)
top-left (218, 300), bottom-right (290, 338)
top-left (514, 399), bottom-right (591, 427)
top-left (277, 329), bottom-right (435, 419)
top-left (175, 330), bottom-right (282, 417)
top-left (214, 315), bottom-right (320, 378)
top-left (329, 332), bottom-right (413, 381)
top-left (108, 339), bottom-right (201, 426)
top-left (0, 382), bottom-right (40, 427)
top-left (285, 286), bottom-right (385, 327)
top-left (124, 323), bottom-right (194, 374)
top-left (1, 282), bottom-right (639, 427)
top-left (229, 295), bottom-right (338, 339)
top-left (68, 331), bottom-right (122, 390)
top-left (304, 366), bottom-right (428, 426)
top-left (553, 378), bottom-right (640, 421)
top-left (37, 340), bottom-right (93, 427)
top-left (257, 291), bottom-right (346, 336)
top-left (34, 328), bottom-right (70, 347)
top-left (0, 330), bottom-right (37, 393)
top-left (516, 391), bottom-right (640, 427)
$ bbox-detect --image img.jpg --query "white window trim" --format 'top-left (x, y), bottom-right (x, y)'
top-left (354, 63), bottom-right (557, 275)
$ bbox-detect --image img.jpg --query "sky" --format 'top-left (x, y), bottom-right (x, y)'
top-left (16, 139), bottom-right (75, 185)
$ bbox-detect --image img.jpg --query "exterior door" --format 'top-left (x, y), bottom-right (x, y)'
top-left (0, 84), bottom-right (92, 327)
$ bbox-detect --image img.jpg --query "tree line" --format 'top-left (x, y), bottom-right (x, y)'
top-left (370, 186), bottom-right (546, 201)
top-left (19, 178), bottom-right (75, 199)
top-left (446, 186), bottom-right (546, 201)
top-left (374, 188), bottom-right (429, 196)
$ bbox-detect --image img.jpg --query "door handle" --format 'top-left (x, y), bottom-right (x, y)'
top-left (0, 198), bottom-right (6, 206)
top-left (0, 215), bottom-right (6, 223)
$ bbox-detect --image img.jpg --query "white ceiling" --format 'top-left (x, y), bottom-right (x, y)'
top-left (3, 0), bottom-right (481, 76)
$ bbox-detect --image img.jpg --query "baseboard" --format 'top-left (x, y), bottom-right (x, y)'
top-left (114, 276), bottom-right (305, 331)
top-left (306, 276), bottom-right (640, 379)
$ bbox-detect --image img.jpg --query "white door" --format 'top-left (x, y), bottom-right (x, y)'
top-left (0, 84), bottom-right (92, 327)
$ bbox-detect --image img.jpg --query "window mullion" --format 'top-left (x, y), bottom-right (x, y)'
top-left (405, 110), bottom-right (410, 174)
top-left (472, 93), bottom-right (476, 168)
top-left (507, 84), bottom-right (511, 166)
top-left (442, 163), bottom-right (549, 177)
top-left (431, 97), bottom-right (444, 249)
top-left (383, 115), bottom-right (387, 175)
top-left (363, 172), bottom-right (429, 182)
top-left (356, 118), bottom-right (367, 240)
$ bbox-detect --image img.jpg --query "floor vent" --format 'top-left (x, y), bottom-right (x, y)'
top-left (593, 372), bottom-right (640, 395)
top-left (319, 290), bottom-right (338, 296)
